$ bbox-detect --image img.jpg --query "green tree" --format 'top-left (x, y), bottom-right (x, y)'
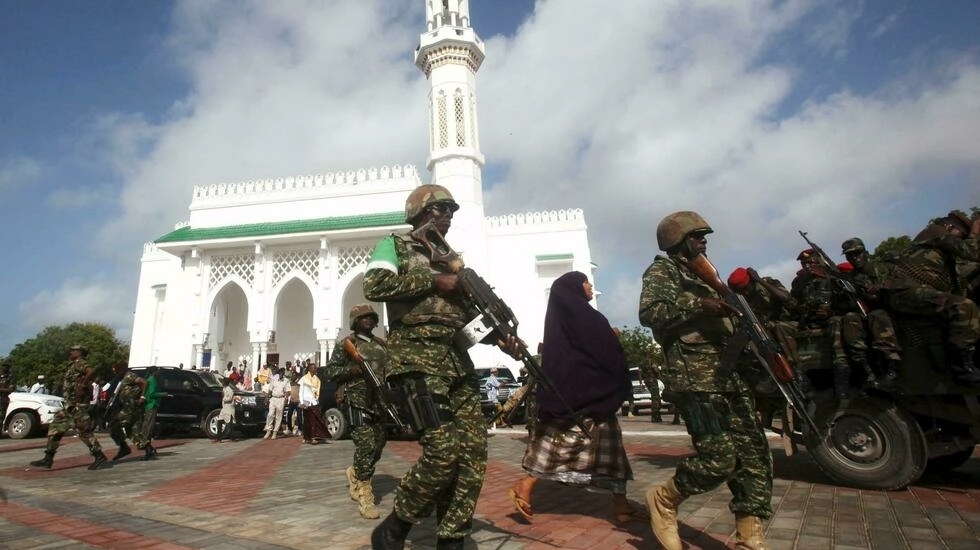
top-left (870, 235), bottom-right (912, 263)
top-left (5, 323), bottom-right (129, 393)
top-left (617, 325), bottom-right (663, 368)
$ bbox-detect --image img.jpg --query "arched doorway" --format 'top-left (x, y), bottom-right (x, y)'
top-left (273, 278), bottom-right (316, 367)
top-left (208, 281), bottom-right (249, 374)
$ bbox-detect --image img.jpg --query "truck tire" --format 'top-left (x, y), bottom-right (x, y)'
top-left (7, 411), bottom-right (37, 439)
top-left (324, 407), bottom-right (348, 440)
top-left (807, 396), bottom-right (927, 490)
top-left (202, 409), bottom-right (222, 439)
top-left (925, 446), bottom-right (975, 473)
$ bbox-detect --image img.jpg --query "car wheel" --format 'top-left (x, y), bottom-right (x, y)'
top-left (201, 409), bottom-right (222, 439)
top-left (324, 407), bottom-right (348, 440)
top-left (7, 412), bottom-right (37, 439)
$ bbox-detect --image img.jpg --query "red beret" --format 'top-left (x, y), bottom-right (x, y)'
top-left (797, 249), bottom-right (816, 261)
top-left (837, 262), bottom-right (854, 273)
top-left (728, 267), bottom-right (751, 289)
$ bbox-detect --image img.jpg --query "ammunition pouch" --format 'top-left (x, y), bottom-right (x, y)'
top-left (389, 375), bottom-right (453, 433)
top-left (346, 404), bottom-right (375, 428)
top-left (672, 393), bottom-right (731, 437)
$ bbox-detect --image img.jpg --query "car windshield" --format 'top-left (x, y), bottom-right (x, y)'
top-left (480, 375), bottom-right (516, 385)
top-left (194, 371), bottom-right (224, 389)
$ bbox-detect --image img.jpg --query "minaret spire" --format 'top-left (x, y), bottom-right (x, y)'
top-left (416, 0), bottom-right (487, 269)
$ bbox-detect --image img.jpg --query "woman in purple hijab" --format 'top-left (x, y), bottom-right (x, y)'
top-left (508, 271), bottom-right (642, 524)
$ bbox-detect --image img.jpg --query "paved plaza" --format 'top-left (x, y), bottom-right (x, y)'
top-left (1, 416), bottom-right (979, 550)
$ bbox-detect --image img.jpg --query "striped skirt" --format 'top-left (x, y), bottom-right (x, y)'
top-left (521, 415), bottom-right (633, 493)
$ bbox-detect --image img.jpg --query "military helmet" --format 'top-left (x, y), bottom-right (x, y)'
top-left (946, 210), bottom-right (972, 233)
top-left (656, 211), bottom-right (713, 251)
top-left (404, 184), bottom-right (459, 223)
top-left (349, 303), bottom-right (379, 329)
top-left (841, 238), bottom-right (866, 255)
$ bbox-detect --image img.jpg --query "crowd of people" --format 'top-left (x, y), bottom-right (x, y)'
top-left (10, 184), bottom-right (977, 550)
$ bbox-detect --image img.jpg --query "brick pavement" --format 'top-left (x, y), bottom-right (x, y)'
top-left (0, 417), bottom-right (978, 549)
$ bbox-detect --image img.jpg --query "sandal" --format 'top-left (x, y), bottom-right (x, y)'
top-left (509, 488), bottom-right (533, 521)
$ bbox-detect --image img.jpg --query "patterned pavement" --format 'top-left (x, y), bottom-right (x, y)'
top-left (0, 416), bottom-right (979, 549)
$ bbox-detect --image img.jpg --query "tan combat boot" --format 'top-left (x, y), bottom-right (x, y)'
top-left (357, 479), bottom-right (381, 519)
top-left (345, 466), bottom-right (358, 501)
top-left (734, 513), bottom-right (768, 550)
top-left (645, 478), bottom-right (685, 550)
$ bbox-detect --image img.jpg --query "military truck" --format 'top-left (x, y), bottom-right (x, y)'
top-left (754, 317), bottom-right (979, 490)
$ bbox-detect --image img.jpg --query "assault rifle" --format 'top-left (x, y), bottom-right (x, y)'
top-left (687, 254), bottom-right (819, 437)
top-left (410, 220), bottom-right (592, 438)
top-left (489, 379), bottom-right (534, 427)
top-left (342, 337), bottom-right (407, 430)
top-left (799, 231), bottom-right (869, 317)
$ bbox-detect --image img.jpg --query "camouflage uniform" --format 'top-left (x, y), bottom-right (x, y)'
top-left (363, 231), bottom-right (487, 539)
top-left (638, 254), bottom-right (773, 519)
top-left (0, 363), bottom-right (12, 425)
top-left (44, 358), bottom-right (102, 454)
top-left (325, 331), bottom-right (389, 480)
top-left (841, 239), bottom-right (903, 367)
top-left (108, 371), bottom-right (146, 450)
top-left (637, 360), bottom-right (662, 421)
top-left (883, 224), bottom-right (980, 352)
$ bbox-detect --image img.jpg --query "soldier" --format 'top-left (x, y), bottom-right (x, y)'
top-left (364, 184), bottom-right (520, 550)
top-left (791, 249), bottom-right (879, 398)
top-left (639, 211), bottom-right (771, 550)
top-left (325, 304), bottom-right (389, 520)
top-left (882, 211), bottom-right (980, 384)
top-left (841, 237), bottom-right (902, 382)
top-left (262, 367), bottom-right (290, 439)
top-left (637, 358), bottom-right (663, 422)
top-left (106, 361), bottom-right (147, 461)
top-left (29, 345), bottom-right (111, 470)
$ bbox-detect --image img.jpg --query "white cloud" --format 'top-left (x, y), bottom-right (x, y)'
top-left (19, 279), bottom-right (134, 340)
top-left (83, 0), bottom-right (980, 334)
top-left (0, 154), bottom-right (41, 194)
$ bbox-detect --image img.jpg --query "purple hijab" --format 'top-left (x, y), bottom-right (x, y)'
top-left (537, 271), bottom-right (629, 421)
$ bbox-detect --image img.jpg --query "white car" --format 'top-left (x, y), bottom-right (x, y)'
top-left (3, 392), bottom-right (64, 439)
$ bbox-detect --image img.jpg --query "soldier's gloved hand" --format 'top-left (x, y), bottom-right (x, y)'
top-left (699, 297), bottom-right (730, 317)
top-left (348, 365), bottom-right (363, 377)
top-left (433, 273), bottom-right (459, 295)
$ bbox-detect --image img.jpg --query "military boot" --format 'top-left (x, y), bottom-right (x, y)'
top-left (112, 443), bottom-right (131, 461)
top-left (141, 443), bottom-right (158, 461)
top-left (435, 538), bottom-right (465, 550)
top-left (356, 479), bottom-right (381, 519)
top-left (370, 512), bottom-right (412, 550)
top-left (30, 449), bottom-right (56, 469)
top-left (832, 362), bottom-right (852, 399)
top-left (734, 513), bottom-right (769, 550)
top-left (859, 362), bottom-right (879, 390)
top-left (346, 466), bottom-right (359, 501)
top-left (88, 450), bottom-right (111, 470)
top-left (645, 477), bottom-right (686, 550)
top-left (950, 349), bottom-right (980, 386)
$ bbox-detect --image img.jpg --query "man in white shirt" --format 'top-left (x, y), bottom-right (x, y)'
top-left (29, 375), bottom-right (48, 394)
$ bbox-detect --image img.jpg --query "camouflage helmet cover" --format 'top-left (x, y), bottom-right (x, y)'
top-left (946, 210), bottom-right (972, 233)
top-left (841, 237), bottom-right (866, 255)
top-left (656, 211), bottom-right (713, 251)
top-left (404, 184), bottom-right (459, 223)
top-left (349, 303), bottom-right (379, 329)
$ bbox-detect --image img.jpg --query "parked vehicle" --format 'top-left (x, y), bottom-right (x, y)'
top-left (3, 392), bottom-right (63, 439)
top-left (758, 318), bottom-right (980, 490)
top-left (319, 369), bottom-right (416, 440)
top-left (622, 367), bottom-right (653, 415)
top-left (478, 373), bottom-right (525, 423)
top-left (130, 367), bottom-right (268, 439)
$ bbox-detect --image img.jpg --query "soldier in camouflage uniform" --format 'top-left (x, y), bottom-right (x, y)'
top-left (639, 211), bottom-right (771, 550)
top-left (365, 184), bottom-right (520, 550)
top-left (840, 237), bottom-right (901, 382)
top-left (29, 345), bottom-right (111, 470)
top-left (637, 358), bottom-right (663, 422)
top-left (325, 304), bottom-right (389, 520)
top-left (106, 361), bottom-right (147, 461)
top-left (882, 211), bottom-right (980, 384)
top-left (791, 249), bottom-right (881, 398)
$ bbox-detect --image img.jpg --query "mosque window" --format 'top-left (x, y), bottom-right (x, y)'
top-left (437, 92), bottom-right (448, 148)
top-left (272, 249), bottom-right (319, 287)
top-left (468, 92), bottom-right (477, 146)
top-left (209, 253), bottom-right (254, 289)
top-left (454, 90), bottom-right (466, 146)
top-left (337, 245), bottom-right (374, 278)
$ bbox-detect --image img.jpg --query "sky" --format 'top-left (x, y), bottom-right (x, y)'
top-left (1, 0), bottom-right (979, 355)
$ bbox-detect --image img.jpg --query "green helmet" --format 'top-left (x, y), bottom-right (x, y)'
top-left (349, 303), bottom-right (379, 329)
top-left (841, 237), bottom-right (866, 255)
top-left (656, 211), bottom-right (713, 251)
top-left (404, 184), bottom-right (459, 223)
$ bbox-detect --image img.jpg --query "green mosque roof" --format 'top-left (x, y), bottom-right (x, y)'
top-left (155, 212), bottom-right (406, 243)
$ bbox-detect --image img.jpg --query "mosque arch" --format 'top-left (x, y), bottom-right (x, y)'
top-left (271, 277), bottom-right (316, 365)
top-left (206, 279), bottom-right (250, 372)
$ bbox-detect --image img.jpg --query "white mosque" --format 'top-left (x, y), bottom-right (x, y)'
top-left (128, 0), bottom-right (595, 378)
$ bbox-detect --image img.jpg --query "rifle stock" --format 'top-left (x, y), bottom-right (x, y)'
top-left (686, 254), bottom-right (819, 436)
top-left (410, 220), bottom-right (592, 438)
top-left (342, 337), bottom-right (407, 430)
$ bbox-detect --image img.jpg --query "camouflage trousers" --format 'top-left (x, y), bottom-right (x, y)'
top-left (840, 310), bottom-right (902, 362)
top-left (887, 287), bottom-right (980, 349)
top-left (46, 403), bottom-right (102, 454)
top-left (350, 420), bottom-right (388, 480)
top-left (672, 387), bottom-right (773, 519)
top-left (392, 373), bottom-right (487, 539)
top-left (108, 405), bottom-right (146, 449)
top-left (641, 373), bottom-right (661, 415)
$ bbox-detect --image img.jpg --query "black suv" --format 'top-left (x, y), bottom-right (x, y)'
top-left (131, 367), bottom-right (268, 439)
